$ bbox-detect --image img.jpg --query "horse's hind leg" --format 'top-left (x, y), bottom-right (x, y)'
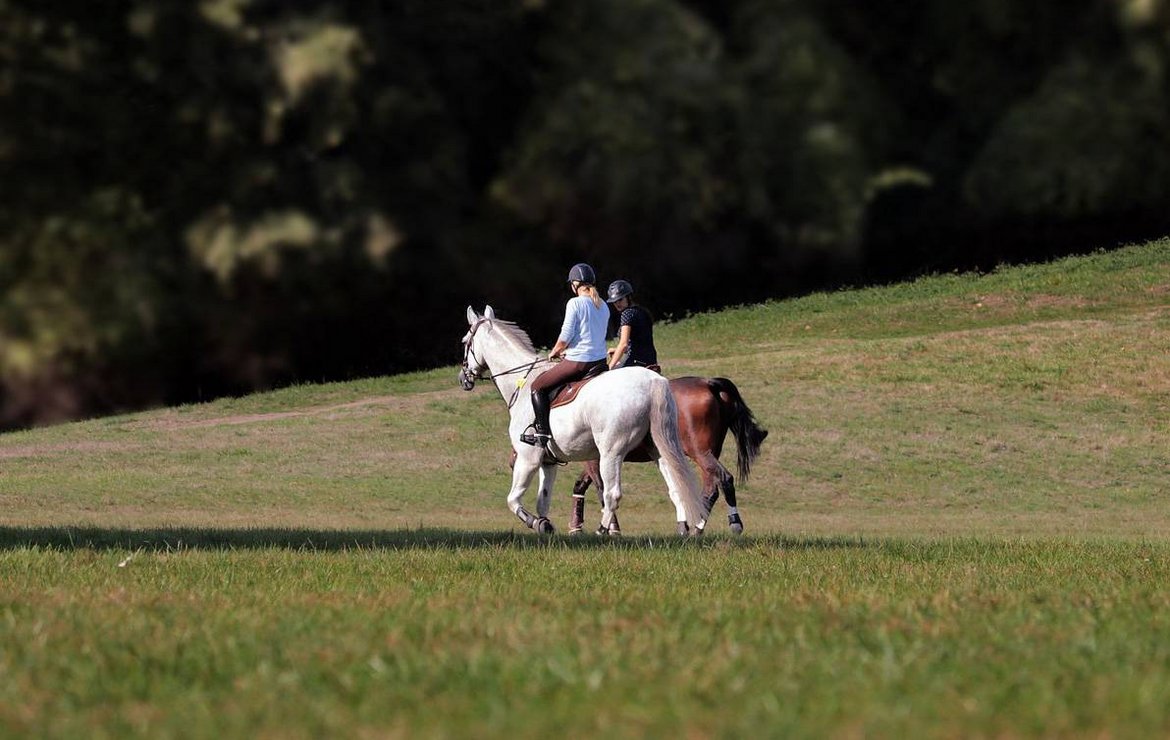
top-left (658, 456), bottom-right (691, 536)
top-left (578, 460), bottom-right (620, 535)
top-left (716, 460), bottom-right (743, 534)
top-left (696, 451), bottom-right (742, 534)
top-left (585, 458), bottom-right (622, 533)
top-left (696, 452), bottom-right (721, 513)
top-left (597, 456), bottom-right (624, 537)
top-left (694, 452), bottom-right (727, 514)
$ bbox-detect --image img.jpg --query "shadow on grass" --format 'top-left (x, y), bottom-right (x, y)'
top-left (0, 526), bottom-right (872, 553)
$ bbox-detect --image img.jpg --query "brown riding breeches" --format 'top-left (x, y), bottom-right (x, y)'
top-left (530, 359), bottom-right (605, 393)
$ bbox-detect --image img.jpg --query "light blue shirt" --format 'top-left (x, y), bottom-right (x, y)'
top-left (558, 296), bottom-right (610, 362)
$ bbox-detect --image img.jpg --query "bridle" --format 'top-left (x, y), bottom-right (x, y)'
top-left (460, 318), bottom-right (542, 408)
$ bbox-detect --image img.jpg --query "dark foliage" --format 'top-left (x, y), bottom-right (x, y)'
top-left (2, 0), bottom-right (1168, 428)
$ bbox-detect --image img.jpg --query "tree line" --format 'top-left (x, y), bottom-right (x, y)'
top-left (2, 0), bottom-right (1168, 428)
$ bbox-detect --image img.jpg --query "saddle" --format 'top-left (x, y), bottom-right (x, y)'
top-left (548, 362), bottom-right (608, 410)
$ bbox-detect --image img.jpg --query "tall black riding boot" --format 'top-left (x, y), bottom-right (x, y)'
top-left (520, 390), bottom-right (552, 446)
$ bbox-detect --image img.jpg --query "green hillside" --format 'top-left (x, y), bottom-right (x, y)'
top-left (2, 238), bottom-right (1170, 738)
top-left (3, 238), bottom-right (1167, 538)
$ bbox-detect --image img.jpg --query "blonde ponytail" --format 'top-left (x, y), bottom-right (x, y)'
top-left (585, 285), bottom-right (603, 309)
top-left (571, 281), bottom-right (605, 309)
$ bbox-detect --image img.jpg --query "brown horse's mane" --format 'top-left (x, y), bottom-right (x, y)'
top-left (491, 320), bottom-right (539, 357)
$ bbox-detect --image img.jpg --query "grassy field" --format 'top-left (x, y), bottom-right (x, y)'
top-left (2, 238), bottom-right (1169, 736)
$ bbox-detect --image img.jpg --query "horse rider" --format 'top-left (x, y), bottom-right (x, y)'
top-left (520, 263), bottom-right (610, 447)
top-left (606, 279), bottom-right (660, 373)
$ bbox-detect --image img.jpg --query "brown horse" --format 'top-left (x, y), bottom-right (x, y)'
top-left (569, 376), bottom-right (768, 536)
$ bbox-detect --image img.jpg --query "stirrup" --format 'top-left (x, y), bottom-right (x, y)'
top-left (520, 430), bottom-right (551, 447)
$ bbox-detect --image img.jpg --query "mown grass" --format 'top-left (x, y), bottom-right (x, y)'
top-left (2, 536), bottom-right (1169, 737)
top-left (2, 237), bottom-right (1170, 736)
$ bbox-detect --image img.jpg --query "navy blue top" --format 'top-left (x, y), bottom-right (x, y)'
top-left (618, 305), bottom-right (657, 367)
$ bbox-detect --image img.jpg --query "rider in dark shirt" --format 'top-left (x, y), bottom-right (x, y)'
top-left (606, 279), bottom-right (659, 372)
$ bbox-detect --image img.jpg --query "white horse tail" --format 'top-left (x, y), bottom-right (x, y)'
top-left (649, 377), bottom-right (708, 530)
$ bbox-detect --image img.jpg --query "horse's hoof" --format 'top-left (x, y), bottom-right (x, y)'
top-left (676, 522), bottom-right (690, 537)
top-left (595, 525), bottom-right (609, 536)
top-left (609, 526), bottom-right (622, 537)
top-left (534, 517), bottom-right (555, 535)
top-left (729, 514), bottom-right (744, 535)
top-left (568, 526), bottom-right (583, 536)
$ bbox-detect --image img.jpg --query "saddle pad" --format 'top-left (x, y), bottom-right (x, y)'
top-left (549, 364), bottom-right (607, 410)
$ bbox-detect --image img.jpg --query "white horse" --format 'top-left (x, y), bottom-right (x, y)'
top-left (460, 305), bottom-right (708, 535)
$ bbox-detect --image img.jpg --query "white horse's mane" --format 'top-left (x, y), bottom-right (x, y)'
top-left (489, 320), bottom-right (539, 357)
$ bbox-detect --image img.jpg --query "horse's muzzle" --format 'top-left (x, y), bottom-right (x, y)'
top-left (459, 368), bottom-right (476, 391)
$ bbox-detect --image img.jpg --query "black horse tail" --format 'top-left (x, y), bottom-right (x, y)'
top-left (709, 377), bottom-right (768, 483)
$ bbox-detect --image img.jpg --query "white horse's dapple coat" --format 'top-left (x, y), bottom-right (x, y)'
top-left (460, 305), bottom-right (707, 534)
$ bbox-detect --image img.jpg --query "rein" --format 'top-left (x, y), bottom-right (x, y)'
top-left (490, 360), bottom-right (541, 409)
top-left (483, 359), bottom-right (542, 382)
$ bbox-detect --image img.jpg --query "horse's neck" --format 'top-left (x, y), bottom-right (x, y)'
top-left (482, 333), bottom-right (541, 410)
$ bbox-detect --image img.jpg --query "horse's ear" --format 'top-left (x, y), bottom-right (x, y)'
top-left (466, 306), bottom-right (479, 325)
top-left (484, 305), bottom-right (496, 321)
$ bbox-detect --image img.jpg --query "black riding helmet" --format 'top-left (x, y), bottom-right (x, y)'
top-left (566, 263), bottom-right (596, 285)
top-left (606, 279), bottom-right (634, 303)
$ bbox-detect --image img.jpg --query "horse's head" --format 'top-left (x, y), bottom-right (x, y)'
top-left (459, 305), bottom-right (496, 390)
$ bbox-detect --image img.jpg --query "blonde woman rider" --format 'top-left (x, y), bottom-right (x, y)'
top-left (521, 263), bottom-right (610, 447)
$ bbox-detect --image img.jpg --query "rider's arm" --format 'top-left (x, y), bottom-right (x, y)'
top-left (549, 338), bottom-right (569, 361)
top-left (554, 298), bottom-right (581, 358)
top-left (608, 325), bottom-right (631, 369)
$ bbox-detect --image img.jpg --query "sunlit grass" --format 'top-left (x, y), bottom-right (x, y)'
top-left (2, 537), bottom-right (1169, 737)
top-left (2, 236), bottom-right (1170, 736)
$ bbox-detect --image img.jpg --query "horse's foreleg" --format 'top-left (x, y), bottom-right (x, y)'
top-left (507, 458), bottom-right (550, 532)
top-left (570, 462), bottom-right (597, 534)
top-left (535, 464), bottom-right (558, 533)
